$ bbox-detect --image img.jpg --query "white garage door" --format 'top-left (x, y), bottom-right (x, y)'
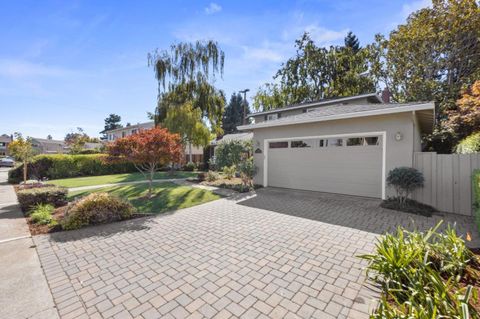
top-left (266, 135), bottom-right (383, 198)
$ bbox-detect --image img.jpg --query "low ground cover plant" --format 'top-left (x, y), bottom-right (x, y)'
top-left (222, 165), bottom-right (236, 179)
top-left (30, 204), bottom-right (55, 225)
top-left (16, 186), bottom-right (67, 213)
top-left (61, 193), bottom-right (136, 230)
top-left (360, 222), bottom-right (480, 318)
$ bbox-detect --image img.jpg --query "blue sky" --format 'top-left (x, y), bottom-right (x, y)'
top-left (0, 0), bottom-right (429, 139)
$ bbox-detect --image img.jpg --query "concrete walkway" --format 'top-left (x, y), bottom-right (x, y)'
top-left (0, 168), bottom-right (59, 319)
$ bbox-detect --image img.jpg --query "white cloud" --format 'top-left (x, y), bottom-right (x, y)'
top-left (0, 59), bottom-right (74, 78)
top-left (241, 46), bottom-right (284, 63)
top-left (401, 0), bottom-right (430, 20)
top-left (304, 24), bottom-right (348, 45)
top-left (205, 3), bottom-right (222, 15)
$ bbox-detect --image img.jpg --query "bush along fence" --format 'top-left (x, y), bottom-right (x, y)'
top-left (413, 152), bottom-right (480, 216)
top-left (8, 154), bottom-right (137, 183)
top-left (473, 169), bottom-right (480, 235)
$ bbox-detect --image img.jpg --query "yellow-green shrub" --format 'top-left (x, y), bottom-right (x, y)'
top-left (61, 193), bottom-right (136, 230)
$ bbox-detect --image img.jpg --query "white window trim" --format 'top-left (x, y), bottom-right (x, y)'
top-left (263, 131), bottom-right (387, 199)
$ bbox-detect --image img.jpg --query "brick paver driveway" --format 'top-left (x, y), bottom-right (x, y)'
top-left (34, 187), bottom-right (479, 319)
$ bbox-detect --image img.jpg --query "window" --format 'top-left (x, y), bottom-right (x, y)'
top-left (122, 131), bottom-right (126, 138)
top-left (364, 136), bottom-right (379, 146)
top-left (267, 113), bottom-right (278, 121)
top-left (291, 140), bottom-right (313, 148)
top-left (347, 137), bottom-right (363, 146)
top-left (131, 129), bottom-right (138, 134)
top-left (326, 138), bottom-right (343, 147)
top-left (269, 141), bottom-right (288, 149)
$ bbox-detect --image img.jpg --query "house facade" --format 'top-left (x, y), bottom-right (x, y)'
top-left (0, 134), bottom-right (12, 156)
top-left (104, 121), bottom-right (205, 163)
top-left (30, 138), bottom-right (69, 154)
top-left (238, 93), bottom-right (434, 199)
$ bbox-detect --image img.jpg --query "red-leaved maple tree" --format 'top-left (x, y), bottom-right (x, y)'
top-left (107, 127), bottom-right (183, 197)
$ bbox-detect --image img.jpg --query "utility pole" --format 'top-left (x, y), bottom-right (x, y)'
top-left (239, 89), bottom-right (250, 125)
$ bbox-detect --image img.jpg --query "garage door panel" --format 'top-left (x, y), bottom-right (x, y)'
top-left (267, 144), bottom-right (382, 198)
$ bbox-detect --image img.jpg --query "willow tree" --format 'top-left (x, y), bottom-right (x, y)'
top-left (148, 41), bottom-right (226, 134)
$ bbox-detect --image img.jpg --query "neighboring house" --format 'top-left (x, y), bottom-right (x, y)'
top-left (0, 134), bottom-right (12, 156)
top-left (30, 138), bottom-right (69, 154)
top-left (238, 93), bottom-right (434, 200)
top-left (84, 142), bottom-right (104, 150)
top-left (104, 121), bottom-right (205, 163)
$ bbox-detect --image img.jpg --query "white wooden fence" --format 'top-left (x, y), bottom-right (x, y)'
top-left (413, 152), bottom-right (480, 216)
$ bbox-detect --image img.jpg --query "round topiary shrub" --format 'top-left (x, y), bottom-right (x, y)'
top-left (386, 167), bottom-right (424, 206)
top-left (61, 193), bottom-right (136, 230)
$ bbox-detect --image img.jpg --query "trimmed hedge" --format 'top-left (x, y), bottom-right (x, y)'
top-left (8, 154), bottom-right (137, 183)
top-left (473, 169), bottom-right (480, 235)
top-left (17, 186), bottom-right (68, 213)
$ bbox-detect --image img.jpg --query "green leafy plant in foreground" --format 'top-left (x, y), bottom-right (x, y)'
top-left (360, 222), bottom-right (479, 318)
top-left (30, 204), bottom-right (54, 225)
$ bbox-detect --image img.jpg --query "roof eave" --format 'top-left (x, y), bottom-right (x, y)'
top-left (238, 102), bottom-right (435, 131)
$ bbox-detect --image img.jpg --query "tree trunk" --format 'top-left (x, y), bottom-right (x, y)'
top-left (188, 142), bottom-right (192, 163)
top-left (148, 168), bottom-right (154, 198)
top-left (23, 161), bottom-right (27, 183)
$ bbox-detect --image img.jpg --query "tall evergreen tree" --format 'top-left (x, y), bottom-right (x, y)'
top-left (101, 114), bottom-right (122, 138)
top-left (222, 93), bottom-right (250, 134)
top-left (344, 31), bottom-right (360, 53)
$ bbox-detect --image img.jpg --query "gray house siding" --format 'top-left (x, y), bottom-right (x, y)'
top-left (251, 112), bottom-right (416, 198)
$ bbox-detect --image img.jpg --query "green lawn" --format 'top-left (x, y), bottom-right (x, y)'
top-left (68, 182), bottom-right (221, 214)
top-left (50, 171), bottom-right (198, 188)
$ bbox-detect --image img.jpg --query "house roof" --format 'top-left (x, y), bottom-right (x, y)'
top-left (238, 102), bottom-right (435, 133)
top-left (104, 121), bottom-right (155, 134)
top-left (212, 132), bottom-right (253, 145)
top-left (247, 93), bottom-right (383, 118)
top-left (31, 138), bottom-right (66, 145)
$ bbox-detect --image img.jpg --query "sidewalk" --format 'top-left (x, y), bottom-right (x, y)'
top-left (0, 168), bottom-right (59, 319)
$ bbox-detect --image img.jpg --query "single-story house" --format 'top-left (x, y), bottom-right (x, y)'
top-left (104, 121), bottom-right (205, 163)
top-left (237, 93), bottom-right (434, 199)
top-left (31, 138), bottom-right (69, 154)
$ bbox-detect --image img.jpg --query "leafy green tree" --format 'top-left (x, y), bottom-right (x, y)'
top-left (222, 93), bottom-right (250, 134)
top-left (8, 133), bottom-right (36, 183)
top-left (252, 32), bottom-right (376, 111)
top-left (367, 0), bottom-right (480, 152)
top-left (65, 128), bottom-right (91, 154)
top-left (148, 41), bottom-right (226, 133)
top-left (214, 140), bottom-right (252, 170)
top-left (101, 114), bottom-right (122, 137)
top-left (163, 101), bottom-right (212, 162)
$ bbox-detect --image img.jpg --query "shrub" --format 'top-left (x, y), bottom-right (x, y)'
top-left (455, 132), bottom-right (480, 154)
top-left (238, 157), bottom-right (257, 187)
top-left (30, 204), bottom-right (54, 225)
top-left (386, 167), bottom-right (424, 206)
top-left (206, 171), bottom-right (219, 182)
top-left (360, 222), bottom-right (479, 318)
top-left (184, 162), bottom-right (196, 171)
top-left (197, 172), bottom-right (206, 182)
top-left (214, 140), bottom-right (252, 170)
top-left (61, 193), bottom-right (136, 230)
top-left (473, 169), bottom-right (480, 235)
top-left (222, 165), bottom-right (236, 179)
top-left (8, 154), bottom-right (137, 183)
top-left (17, 186), bottom-right (68, 213)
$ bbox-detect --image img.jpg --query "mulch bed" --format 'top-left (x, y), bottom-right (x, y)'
top-left (380, 197), bottom-right (436, 217)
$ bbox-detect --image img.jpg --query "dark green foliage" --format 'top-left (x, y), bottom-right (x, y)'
top-left (238, 157), bottom-right (257, 187)
top-left (214, 140), bottom-right (252, 170)
top-left (344, 31), bottom-right (360, 53)
top-left (222, 93), bottom-right (250, 134)
top-left (17, 186), bottom-right (68, 213)
top-left (61, 193), bottom-right (135, 230)
top-left (360, 223), bottom-right (479, 318)
top-left (386, 167), bottom-right (424, 205)
top-left (8, 154), bottom-right (137, 183)
top-left (381, 197), bottom-right (435, 217)
top-left (101, 114), bottom-right (122, 136)
top-left (473, 169), bottom-right (480, 235)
